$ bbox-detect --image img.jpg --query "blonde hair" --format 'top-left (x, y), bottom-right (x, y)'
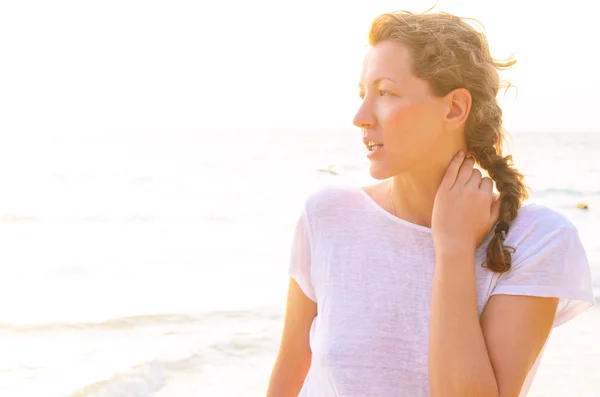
top-left (369, 10), bottom-right (529, 273)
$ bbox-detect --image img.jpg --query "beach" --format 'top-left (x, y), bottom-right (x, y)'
top-left (0, 128), bottom-right (598, 396)
top-left (528, 306), bottom-right (600, 397)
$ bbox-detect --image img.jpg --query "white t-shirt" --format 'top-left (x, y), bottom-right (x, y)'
top-left (289, 185), bottom-right (595, 397)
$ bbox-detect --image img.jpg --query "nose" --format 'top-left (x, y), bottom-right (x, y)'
top-left (352, 98), bottom-right (375, 130)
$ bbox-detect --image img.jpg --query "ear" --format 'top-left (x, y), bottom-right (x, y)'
top-left (442, 88), bottom-right (472, 130)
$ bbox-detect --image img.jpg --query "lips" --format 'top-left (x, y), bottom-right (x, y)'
top-left (362, 137), bottom-right (384, 152)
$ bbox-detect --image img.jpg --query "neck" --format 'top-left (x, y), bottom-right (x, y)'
top-left (390, 154), bottom-right (457, 228)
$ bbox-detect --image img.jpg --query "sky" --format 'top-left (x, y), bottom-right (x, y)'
top-left (0, 0), bottom-right (598, 138)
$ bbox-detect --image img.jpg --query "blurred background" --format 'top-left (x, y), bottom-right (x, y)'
top-left (0, 0), bottom-right (598, 396)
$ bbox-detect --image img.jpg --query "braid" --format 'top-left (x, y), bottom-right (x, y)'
top-left (469, 104), bottom-right (529, 273)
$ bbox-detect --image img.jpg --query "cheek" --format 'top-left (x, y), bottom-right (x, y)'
top-left (386, 103), bottom-right (412, 127)
top-left (384, 102), bottom-right (443, 155)
top-left (384, 101), bottom-right (433, 140)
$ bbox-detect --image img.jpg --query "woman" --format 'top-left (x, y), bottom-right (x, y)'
top-left (267, 10), bottom-right (595, 397)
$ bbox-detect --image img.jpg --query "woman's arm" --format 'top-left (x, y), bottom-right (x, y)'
top-left (429, 253), bottom-right (498, 397)
top-left (266, 278), bottom-right (317, 397)
top-left (480, 292), bottom-right (558, 396)
top-left (429, 152), bottom-right (559, 397)
top-left (429, 253), bottom-right (558, 397)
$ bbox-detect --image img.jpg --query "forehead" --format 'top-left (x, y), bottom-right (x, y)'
top-left (360, 40), bottom-right (414, 84)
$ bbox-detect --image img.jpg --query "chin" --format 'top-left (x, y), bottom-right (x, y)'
top-left (368, 158), bottom-right (412, 180)
top-left (368, 163), bottom-right (396, 180)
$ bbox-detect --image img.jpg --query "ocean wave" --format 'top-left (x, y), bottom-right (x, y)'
top-left (67, 332), bottom-right (276, 397)
top-left (0, 215), bottom-right (154, 223)
top-left (69, 359), bottom-right (167, 397)
top-left (533, 188), bottom-right (600, 198)
top-left (0, 308), bottom-right (282, 333)
top-left (0, 214), bottom-right (237, 223)
top-left (1, 215), bottom-right (40, 223)
top-left (315, 163), bottom-right (366, 175)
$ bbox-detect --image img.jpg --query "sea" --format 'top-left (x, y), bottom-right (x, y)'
top-left (0, 128), bottom-right (598, 396)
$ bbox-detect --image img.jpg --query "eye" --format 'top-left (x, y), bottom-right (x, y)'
top-left (379, 90), bottom-right (394, 97)
top-left (358, 91), bottom-right (365, 99)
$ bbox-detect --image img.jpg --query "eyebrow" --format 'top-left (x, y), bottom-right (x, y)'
top-left (359, 77), bottom-right (397, 87)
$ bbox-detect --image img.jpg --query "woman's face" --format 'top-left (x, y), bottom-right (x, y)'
top-left (353, 40), bottom-right (459, 180)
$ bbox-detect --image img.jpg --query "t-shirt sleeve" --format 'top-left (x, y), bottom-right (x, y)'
top-left (288, 205), bottom-right (317, 302)
top-left (491, 222), bottom-right (595, 328)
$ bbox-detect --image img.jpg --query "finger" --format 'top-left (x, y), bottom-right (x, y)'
top-left (456, 157), bottom-right (476, 186)
top-left (480, 176), bottom-right (493, 194)
top-left (467, 168), bottom-right (483, 189)
top-left (440, 150), bottom-right (466, 190)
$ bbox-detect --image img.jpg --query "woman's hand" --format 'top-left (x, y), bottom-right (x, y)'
top-left (432, 151), bottom-right (500, 256)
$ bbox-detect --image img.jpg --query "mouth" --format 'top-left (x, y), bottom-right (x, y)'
top-left (366, 141), bottom-right (384, 152)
